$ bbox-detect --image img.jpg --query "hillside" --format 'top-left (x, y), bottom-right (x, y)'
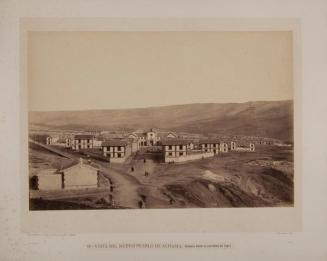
top-left (29, 100), bottom-right (293, 141)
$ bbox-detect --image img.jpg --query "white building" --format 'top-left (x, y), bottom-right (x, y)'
top-left (162, 139), bottom-right (214, 163)
top-left (72, 134), bottom-right (95, 150)
top-left (235, 142), bottom-right (255, 152)
top-left (102, 140), bottom-right (131, 163)
top-left (128, 129), bottom-right (161, 147)
top-left (199, 139), bottom-right (221, 154)
top-left (199, 139), bottom-right (231, 153)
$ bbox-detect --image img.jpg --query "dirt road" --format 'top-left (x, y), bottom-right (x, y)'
top-left (96, 162), bottom-right (142, 209)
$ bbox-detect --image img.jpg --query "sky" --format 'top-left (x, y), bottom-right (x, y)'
top-left (28, 31), bottom-right (293, 111)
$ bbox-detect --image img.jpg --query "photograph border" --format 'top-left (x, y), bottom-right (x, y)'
top-left (20, 17), bottom-right (302, 233)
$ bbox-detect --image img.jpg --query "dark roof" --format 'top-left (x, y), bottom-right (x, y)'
top-left (199, 138), bottom-right (239, 144)
top-left (74, 134), bottom-right (94, 140)
top-left (199, 139), bottom-right (221, 144)
top-left (102, 140), bottom-right (128, 147)
top-left (161, 139), bottom-right (189, 146)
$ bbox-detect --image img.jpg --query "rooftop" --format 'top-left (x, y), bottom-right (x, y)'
top-left (102, 140), bottom-right (128, 147)
top-left (161, 139), bottom-right (189, 146)
top-left (199, 139), bottom-right (222, 144)
top-left (60, 159), bottom-right (99, 171)
top-left (74, 134), bottom-right (95, 140)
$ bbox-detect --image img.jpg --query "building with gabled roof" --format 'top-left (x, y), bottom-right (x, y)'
top-left (165, 132), bottom-right (178, 139)
top-left (127, 128), bottom-right (162, 147)
top-left (102, 139), bottom-right (131, 163)
top-left (161, 139), bottom-right (214, 163)
top-left (60, 159), bottom-right (99, 189)
top-left (33, 159), bottom-right (100, 190)
top-left (72, 134), bottom-right (95, 150)
top-left (199, 139), bottom-right (227, 154)
top-left (161, 139), bottom-right (188, 163)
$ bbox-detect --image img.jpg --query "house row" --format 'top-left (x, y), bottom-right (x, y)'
top-left (69, 135), bottom-right (134, 163)
top-left (161, 139), bottom-right (255, 163)
top-left (31, 129), bottom-right (264, 166)
top-left (212, 135), bottom-right (282, 146)
top-left (199, 139), bottom-right (255, 153)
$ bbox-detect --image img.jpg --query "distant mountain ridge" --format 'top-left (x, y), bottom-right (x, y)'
top-left (29, 100), bottom-right (293, 142)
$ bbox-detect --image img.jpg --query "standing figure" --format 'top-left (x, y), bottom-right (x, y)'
top-left (138, 200), bottom-right (144, 208)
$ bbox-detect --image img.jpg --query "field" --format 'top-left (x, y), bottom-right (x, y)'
top-left (29, 143), bottom-right (294, 210)
top-left (112, 145), bottom-right (294, 208)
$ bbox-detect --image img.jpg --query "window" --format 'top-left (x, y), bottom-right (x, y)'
top-left (117, 153), bottom-right (122, 158)
top-left (117, 146), bottom-right (121, 151)
top-left (179, 152), bottom-right (183, 156)
top-left (168, 145), bottom-right (172, 150)
top-left (168, 152), bottom-right (173, 156)
top-left (179, 145), bottom-right (183, 150)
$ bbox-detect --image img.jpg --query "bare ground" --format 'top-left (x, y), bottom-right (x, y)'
top-left (29, 144), bottom-right (294, 209)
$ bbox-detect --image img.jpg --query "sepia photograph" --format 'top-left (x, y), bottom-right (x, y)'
top-left (27, 30), bottom-right (294, 211)
top-left (3, 1), bottom-right (327, 259)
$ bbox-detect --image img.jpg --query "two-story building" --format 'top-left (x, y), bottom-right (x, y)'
top-left (220, 142), bottom-right (229, 152)
top-left (200, 139), bottom-right (220, 154)
top-left (65, 137), bottom-right (73, 148)
top-left (146, 129), bottom-right (160, 146)
top-left (200, 139), bottom-right (230, 154)
top-left (161, 139), bottom-right (188, 163)
top-left (102, 140), bottom-right (131, 163)
top-left (72, 134), bottom-right (95, 150)
top-left (138, 134), bottom-right (147, 147)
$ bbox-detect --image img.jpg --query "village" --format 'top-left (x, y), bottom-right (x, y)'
top-left (30, 128), bottom-right (284, 163)
top-left (29, 128), bottom-right (293, 210)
